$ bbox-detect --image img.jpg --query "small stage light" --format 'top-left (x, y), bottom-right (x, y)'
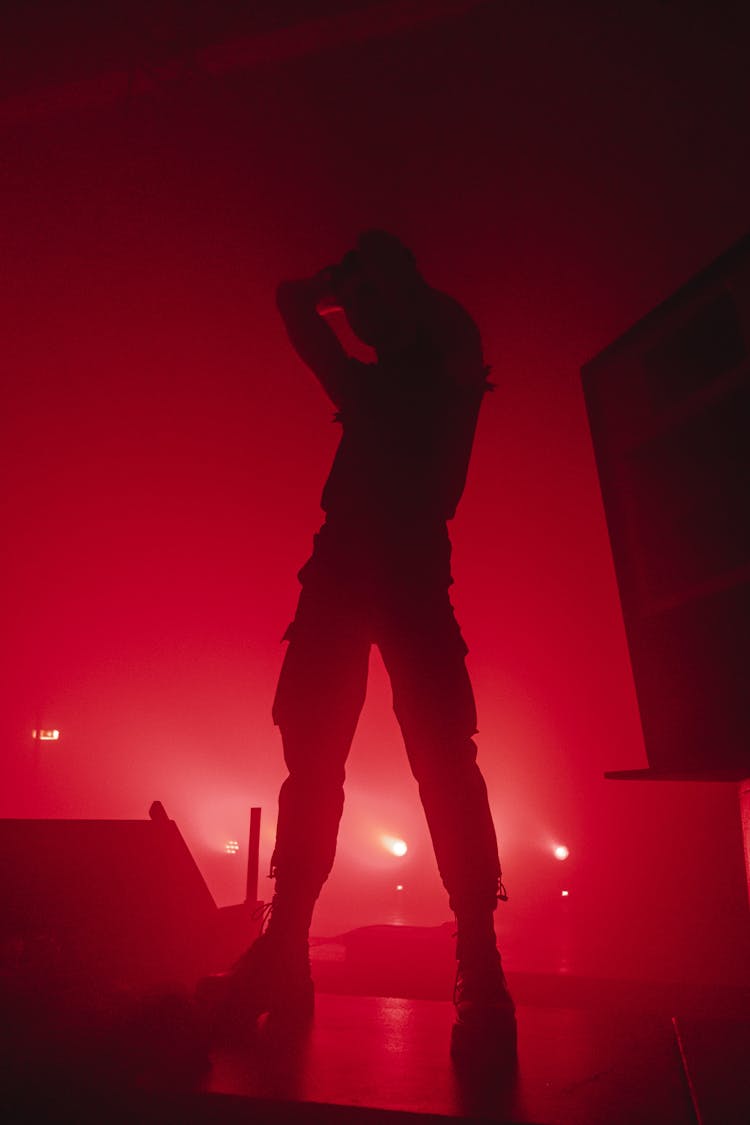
top-left (380, 834), bottom-right (408, 857)
top-left (396, 884), bottom-right (404, 891)
top-left (224, 840), bottom-right (240, 855)
top-left (553, 844), bottom-right (570, 861)
top-left (384, 837), bottom-right (408, 857)
top-left (561, 890), bottom-right (569, 897)
top-left (32, 729), bottom-right (60, 741)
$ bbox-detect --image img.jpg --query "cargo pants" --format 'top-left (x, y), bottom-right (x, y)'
top-left (269, 519), bottom-right (502, 916)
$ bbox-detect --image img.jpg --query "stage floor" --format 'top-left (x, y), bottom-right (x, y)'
top-left (7, 979), bottom-right (750, 1124)
top-left (201, 991), bottom-right (693, 1125)
top-left (5, 918), bottom-right (749, 1125)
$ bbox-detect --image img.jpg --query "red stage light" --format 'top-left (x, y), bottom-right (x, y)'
top-left (561, 890), bottom-right (570, 897)
top-left (32, 729), bottom-right (60, 741)
top-left (553, 844), bottom-right (570, 861)
top-left (381, 835), bottom-right (408, 857)
top-left (224, 840), bottom-right (240, 855)
top-left (396, 884), bottom-right (404, 891)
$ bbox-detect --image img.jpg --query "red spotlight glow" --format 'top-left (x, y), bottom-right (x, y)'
top-left (380, 835), bottom-right (408, 857)
top-left (553, 845), bottom-right (570, 861)
top-left (396, 884), bottom-right (404, 891)
top-left (32, 729), bottom-right (60, 741)
top-left (561, 890), bottom-right (570, 897)
top-left (224, 840), bottom-right (239, 855)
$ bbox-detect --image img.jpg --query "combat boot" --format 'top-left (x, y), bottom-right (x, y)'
top-left (197, 925), bottom-right (314, 1038)
top-left (451, 947), bottom-right (516, 1061)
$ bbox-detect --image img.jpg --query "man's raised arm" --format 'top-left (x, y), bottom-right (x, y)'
top-left (276, 271), bottom-right (352, 407)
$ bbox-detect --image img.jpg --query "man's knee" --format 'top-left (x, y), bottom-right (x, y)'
top-left (406, 733), bottom-right (481, 787)
top-left (275, 715), bottom-right (353, 787)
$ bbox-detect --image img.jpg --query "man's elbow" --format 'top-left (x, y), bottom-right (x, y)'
top-left (276, 278), bottom-right (315, 316)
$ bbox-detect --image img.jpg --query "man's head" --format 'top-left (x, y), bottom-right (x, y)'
top-left (355, 229), bottom-right (417, 285)
top-left (332, 230), bottom-right (421, 351)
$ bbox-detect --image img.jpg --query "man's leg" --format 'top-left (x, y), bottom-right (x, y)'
top-left (377, 590), bottom-right (515, 1052)
top-left (268, 582), bottom-right (370, 938)
top-left (198, 577), bottom-right (369, 1028)
top-left (377, 591), bottom-right (502, 916)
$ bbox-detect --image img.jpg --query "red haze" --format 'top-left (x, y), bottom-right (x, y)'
top-left (2, 2), bottom-right (748, 985)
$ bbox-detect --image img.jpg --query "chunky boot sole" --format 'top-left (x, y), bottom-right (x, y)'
top-left (450, 1009), bottom-right (517, 1065)
top-left (265, 978), bottom-right (316, 1024)
top-left (196, 971), bottom-right (314, 1042)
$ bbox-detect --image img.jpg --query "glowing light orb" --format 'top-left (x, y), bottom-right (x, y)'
top-left (561, 890), bottom-right (569, 897)
top-left (396, 884), bottom-right (404, 891)
top-left (381, 835), bottom-right (408, 857)
top-left (32, 729), bottom-right (60, 741)
top-left (553, 844), bottom-right (570, 861)
top-left (224, 840), bottom-right (240, 855)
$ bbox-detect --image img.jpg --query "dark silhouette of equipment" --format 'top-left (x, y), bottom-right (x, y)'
top-left (582, 230), bottom-right (750, 928)
top-left (582, 232), bottom-right (750, 780)
top-left (0, 805), bottom-right (263, 987)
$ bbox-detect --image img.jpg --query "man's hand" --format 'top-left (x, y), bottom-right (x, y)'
top-left (276, 270), bottom-right (354, 406)
top-left (312, 267), bottom-right (343, 315)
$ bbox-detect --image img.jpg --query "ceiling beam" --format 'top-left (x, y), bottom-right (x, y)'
top-left (0, 0), bottom-right (489, 126)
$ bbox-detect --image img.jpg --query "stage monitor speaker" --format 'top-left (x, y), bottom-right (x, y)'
top-left (581, 232), bottom-right (750, 776)
top-left (0, 813), bottom-right (219, 987)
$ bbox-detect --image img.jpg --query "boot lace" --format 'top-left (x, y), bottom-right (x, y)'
top-left (251, 899), bottom-right (274, 934)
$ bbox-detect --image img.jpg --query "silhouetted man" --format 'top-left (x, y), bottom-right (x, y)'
top-left (208, 231), bottom-right (515, 1055)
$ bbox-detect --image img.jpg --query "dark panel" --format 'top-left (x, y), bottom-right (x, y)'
top-left (0, 816), bottom-right (218, 985)
top-left (630, 585), bottom-right (750, 772)
top-left (642, 292), bottom-right (745, 411)
top-left (624, 384), bottom-right (750, 603)
top-left (581, 232), bottom-right (750, 775)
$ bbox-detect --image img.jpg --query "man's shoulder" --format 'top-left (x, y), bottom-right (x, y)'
top-left (421, 286), bottom-right (481, 346)
top-left (417, 286), bottom-right (486, 390)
